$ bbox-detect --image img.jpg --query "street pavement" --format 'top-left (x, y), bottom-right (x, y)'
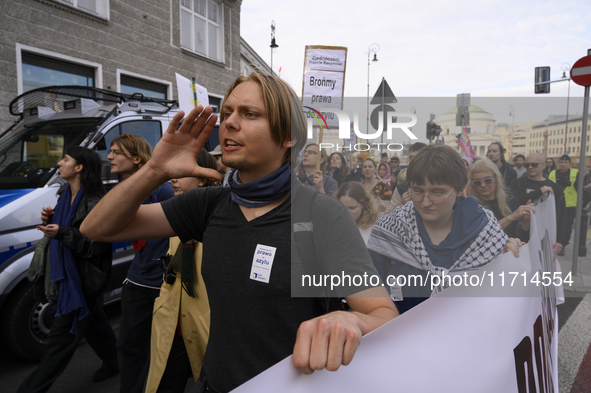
top-left (1, 240), bottom-right (591, 392)
top-left (0, 303), bottom-right (195, 393)
top-left (557, 232), bottom-right (591, 393)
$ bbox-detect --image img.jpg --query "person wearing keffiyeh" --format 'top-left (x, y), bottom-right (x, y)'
top-left (368, 145), bottom-right (524, 314)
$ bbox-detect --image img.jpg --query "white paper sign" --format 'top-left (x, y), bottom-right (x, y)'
top-left (233, 197), bottom-right (562, 393)
top-left (305, 48), bottom-right (347, 72)
top-left (175, 72), bottom-right (209, 116)
top-left (302, 71), bottom-right (344, 128)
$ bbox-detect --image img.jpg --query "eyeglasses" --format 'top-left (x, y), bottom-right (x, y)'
top-left (524, 162), bottom-right (544, 168)
top-left (471, 177), bottom-right (494, 187)
top-left (107, 149), bottom-right (133, 157)
top-left (123, 133), bottom-right (134, 142)
top-left (303, 150), bottom-right (318, 155)
top-left (409, 188), bottom-right (455, 204)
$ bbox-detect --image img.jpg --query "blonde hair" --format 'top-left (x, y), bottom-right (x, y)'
top-left (111, 134), bottom-right (152, 168)
top-left (469, 159), bottom-right (512, 216)
top-left (220, 72), bottom-right (306, 165)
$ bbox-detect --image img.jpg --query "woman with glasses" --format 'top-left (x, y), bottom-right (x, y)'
top-left (469, 159), bottom-right (535, 238)
top-left (368, 146), bottom-right (522, 314)
top-left (107, 134), bottom-right (175, 393)
top-left (145, 150), bottom-right (218, 393)
top-left (361, 158), bottom-right (392, 213)
top-left (543, 158), bottom-right (556, 179)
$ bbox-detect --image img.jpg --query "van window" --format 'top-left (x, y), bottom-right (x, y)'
top-left (94, 120), bottom-right (162, 160)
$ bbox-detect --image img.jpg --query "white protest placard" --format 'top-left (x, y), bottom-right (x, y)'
top-left (233, 196), bottom-right (562, 392)
top-left (302, 46), bottom-right (347, 131)
top-left (305, 48), bottom-right (347, 72)
top-left (175, 72), bottom-right (209, 115)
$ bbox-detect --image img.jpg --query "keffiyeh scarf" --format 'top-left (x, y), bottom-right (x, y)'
top-left (367, 201), bottom-right (508, 295)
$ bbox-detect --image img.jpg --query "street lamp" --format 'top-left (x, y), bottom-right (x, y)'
top-left (509, 106), bottom-right (515, 156)
top-left (366, 43), bottom-right (379, 135)
top-left (562, 63), bottom-right (571, 155)
top-left (270, 20), bottom-right (278, 73)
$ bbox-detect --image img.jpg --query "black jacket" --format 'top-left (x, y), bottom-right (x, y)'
top-left (52, 192), bottom-right (112, 297)
top-left (508, 176), bottom-right (567, 246)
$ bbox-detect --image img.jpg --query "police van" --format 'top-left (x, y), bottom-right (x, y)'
top-left (0, 86), bottom-right (218, 360)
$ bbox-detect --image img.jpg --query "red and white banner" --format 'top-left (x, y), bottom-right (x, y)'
top-left (234, 196), bottom-right (562, 393)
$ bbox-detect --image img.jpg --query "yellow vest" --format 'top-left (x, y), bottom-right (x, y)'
top-left (549, 169), bottom-right (578, 207)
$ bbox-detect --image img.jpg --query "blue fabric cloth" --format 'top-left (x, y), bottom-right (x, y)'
top-left (49, 185), bottom-right (88, 334)
top-left (227, 163), bottom-right (292, 207)
top-left (415, 196), bottom-right (488, 269)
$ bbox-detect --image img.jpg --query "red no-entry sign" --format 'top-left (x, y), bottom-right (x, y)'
top-left (571, 55), bottom-right (591, 86)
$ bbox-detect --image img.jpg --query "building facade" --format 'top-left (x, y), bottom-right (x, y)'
top-left (0, 0), bottom-right (253, 131)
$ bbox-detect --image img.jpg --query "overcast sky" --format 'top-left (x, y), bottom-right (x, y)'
top-left (240, 0), bottom-right (591, 126)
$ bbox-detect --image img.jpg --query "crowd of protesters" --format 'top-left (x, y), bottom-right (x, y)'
top-left (21, 71), bottom-right (580, 393)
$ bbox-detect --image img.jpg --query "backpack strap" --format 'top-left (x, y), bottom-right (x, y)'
top-left (292, 184), bottom-right (344, 314)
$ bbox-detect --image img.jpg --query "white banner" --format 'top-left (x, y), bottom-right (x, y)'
top-left (175, 72), bottom-right (209, 116)
top-left (305, 48), bottom-right (347, 72)
top-left (233, 196), bottom-right (563, 393)
top-left (302, 46), bottom-right (347, 131)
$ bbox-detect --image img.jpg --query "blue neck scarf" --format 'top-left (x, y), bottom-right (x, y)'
top-left (228, 163), bottom-right (292, 207)
top-left (49, 185), bottom-right (88, 334)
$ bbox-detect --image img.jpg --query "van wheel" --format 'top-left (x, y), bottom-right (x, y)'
top-left (0, 282), bottom-right (54, 360)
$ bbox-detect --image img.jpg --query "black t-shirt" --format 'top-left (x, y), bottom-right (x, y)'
top-left (161, 183), bottom-right (378, 392)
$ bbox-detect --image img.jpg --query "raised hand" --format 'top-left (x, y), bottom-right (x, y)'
top-left (148, 106), bottom-right (222, 182)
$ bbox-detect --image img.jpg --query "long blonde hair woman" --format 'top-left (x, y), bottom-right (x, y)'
top-left (469, 159), bottom-right (534, 237)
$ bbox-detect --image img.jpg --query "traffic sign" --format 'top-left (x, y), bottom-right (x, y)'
top-left (370, 79), bottom-right (397, 104)
top-left (370, 104), bottom-right (395, 131)
top-left (571, 55), bottom-right (591, 86)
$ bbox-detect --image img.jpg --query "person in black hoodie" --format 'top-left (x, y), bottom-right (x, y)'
top-left (486, 142), bottom-right (516, 186)
top-left (509, 152), bottom-right (567, 257)
top-left (19, 147), bottom-right (118, 393)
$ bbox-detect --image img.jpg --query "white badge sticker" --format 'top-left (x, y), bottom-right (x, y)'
top-left (389, 283), bottom-right (404, 302)
top-left (250, 244), bottom-right (277, 284)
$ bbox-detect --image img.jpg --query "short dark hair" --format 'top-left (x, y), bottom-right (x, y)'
top-left (409, 142), bottom-right (427, 153)
top-left (515, 154), bottom-right (525, 160)
top-left (489, 142), bottom-right (507, 162)
top-left (407, 145), bottom-right (468, 192)
top-left (390, 156), bottom-right (400, 162)
top-left (66, 146), bottom-right (104, 197)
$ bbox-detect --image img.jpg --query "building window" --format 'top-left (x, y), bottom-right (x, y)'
top-left (21, 51), bottom-right (95, 92)
top-left (180, 0), bottom-right (223, 62)
top-left (49, 0), bottom-right (109, 19)
top-left (120, 74), bottom-right (168, 100)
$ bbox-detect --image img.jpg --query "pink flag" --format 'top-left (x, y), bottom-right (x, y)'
top-left (278, 66), bottom-right (282, 78)
top-left (458, 126), bottom-right (475, 159)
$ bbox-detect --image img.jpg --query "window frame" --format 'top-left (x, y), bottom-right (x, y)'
top-left (179, 0), bottom-right (224, 63)
top-left (16, 43), bottom-right (103, 95)
top-left (116, 69), bottom-right (173, 101)
top-left (39, 0), bottom-right (110, 21)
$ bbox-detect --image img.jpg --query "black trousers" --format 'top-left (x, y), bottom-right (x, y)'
top-left (117, 281), bottom-right (160, 393)
top-left (156, 330), bottom-right (192, 392)
top-left (17, 295), bottom-right (118, 393)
